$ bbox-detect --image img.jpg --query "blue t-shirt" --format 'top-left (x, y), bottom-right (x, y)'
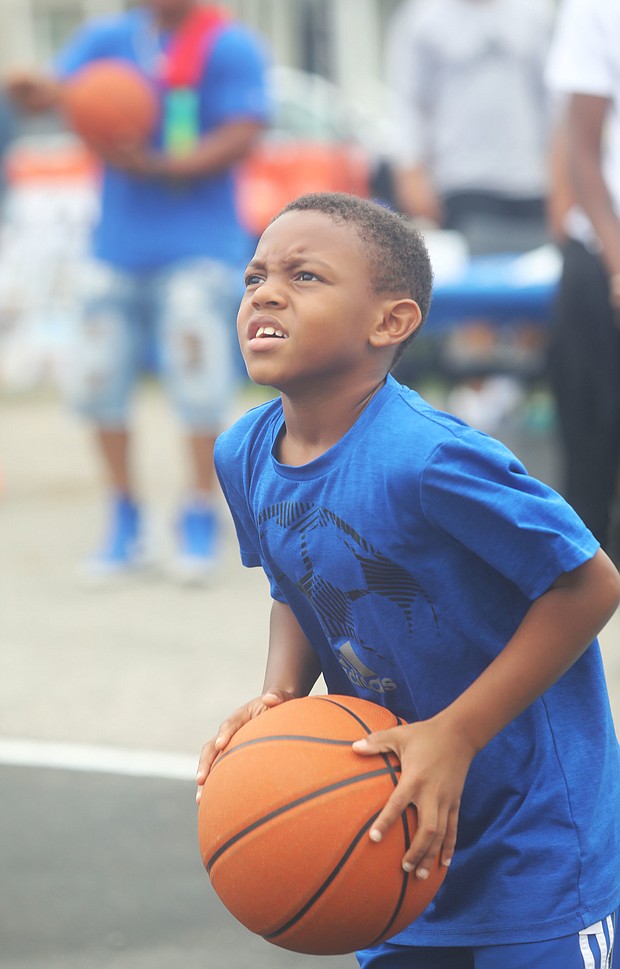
top-left (54, 9), bottom-right (270, 270)
top-left (214, 375), bottom-right (620, 946)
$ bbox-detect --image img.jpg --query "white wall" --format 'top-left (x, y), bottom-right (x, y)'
top-left (0, 0), bottom-right (396, 83)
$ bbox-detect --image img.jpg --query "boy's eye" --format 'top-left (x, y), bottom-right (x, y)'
top-left (244, 273), bottom-right (263, 287)
top-left (296, 271), bottom-right (319, 282)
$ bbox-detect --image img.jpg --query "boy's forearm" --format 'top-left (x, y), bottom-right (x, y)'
top-left (262, 600), bottom-right (322, 698)
top-left (434, 549), bottom-right (620, 757)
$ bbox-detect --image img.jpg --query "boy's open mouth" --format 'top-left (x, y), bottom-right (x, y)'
top-left (255, 326), bottom-right (288, 339)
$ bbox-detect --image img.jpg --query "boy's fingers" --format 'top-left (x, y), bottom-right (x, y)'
top-left (367, 782), bottom-right (416, 845)
top-left (402, 810), bottom-right (444, 878)
top-left (402, 800), bottom-right (457, 878)
top-left (351, 729), bottom-right (411, 840)
top-left (195, 742), bottom-right (218, 804)
top-left (195, 729), bottom-right (235, 803)
top-left (261, 691), bottom-right (284, 709)
top-left (440, 804), bottom-right (459, 868)
top-left (196, 738), bottom-right (220, 781)
top-left (351, 729), bottom-right (394, 755)
top-left (195, 693), bottom-right (289, 805)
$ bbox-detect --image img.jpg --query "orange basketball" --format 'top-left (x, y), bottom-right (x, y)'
top-left (60, 59), bottom-right (158, 154)
top-left (197, 694), bottom-right (446, 955)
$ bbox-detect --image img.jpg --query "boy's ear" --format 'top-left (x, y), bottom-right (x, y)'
top-left (369, 298), bottom-right (423, 350)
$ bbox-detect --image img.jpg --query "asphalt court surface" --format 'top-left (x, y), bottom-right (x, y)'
top-left (0, 766), bottom-right (355, 969)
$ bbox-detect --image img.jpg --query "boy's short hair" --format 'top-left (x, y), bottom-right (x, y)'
top-left (276, 192), bottom-right (434, 363)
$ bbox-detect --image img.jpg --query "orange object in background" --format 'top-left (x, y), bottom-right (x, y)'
top-left (4, 137), bottom-right (96, 184)
top-left (60, 59), bottom-right (158, 156)
top-left (236, 139), bottom-right (370, 237)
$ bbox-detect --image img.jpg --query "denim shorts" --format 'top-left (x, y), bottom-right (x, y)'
top-left (357, 910), bottom-right (617, 969)
top-left (63, 257), bottom-right (242, 430)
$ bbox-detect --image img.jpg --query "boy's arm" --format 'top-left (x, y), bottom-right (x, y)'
top-left (196, 601), bottom-right (321, 802)
top-left (354, 548), bottom-right (620, 878)
top-left (263, 599), bottom-right (323, 697)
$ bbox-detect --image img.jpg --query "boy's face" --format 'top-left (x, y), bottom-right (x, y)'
top-left (237, 210), bottom-right (390, 393)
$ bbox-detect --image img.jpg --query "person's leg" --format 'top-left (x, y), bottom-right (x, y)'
top-left (156, 257), bottom-right (239, 578)
top-left (357, 941), bottom-right (473, 969)
top-left (549, 240), bottom-right (620, 549)
top-left (474, 910), bottom-right (617, 969)
top-left (96, 426), bottom-right (132, 495)
top-left (187, 430), bottom-right (217, 497)
top-left (64, 262), bottom-right (145, 573)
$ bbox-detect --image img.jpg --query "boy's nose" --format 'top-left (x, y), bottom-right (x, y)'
top-left (251, 279), bottom-right (286, 308)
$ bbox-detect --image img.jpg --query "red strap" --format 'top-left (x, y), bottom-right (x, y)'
top-left (161, 5), bottom-right (231, 88)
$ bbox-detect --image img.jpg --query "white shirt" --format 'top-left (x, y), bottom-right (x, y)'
top-left (386, 0), bottom-right (553, 198)
top-left (546, 0), bottom-right (620, 246)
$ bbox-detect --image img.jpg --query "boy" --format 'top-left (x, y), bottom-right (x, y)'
top-left (197, 193), bottom-right (620, 967)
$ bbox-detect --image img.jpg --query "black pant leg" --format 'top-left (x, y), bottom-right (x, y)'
top-left (548, 240), bottom-right (620, 549)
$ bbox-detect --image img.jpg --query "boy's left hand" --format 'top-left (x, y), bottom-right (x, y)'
top-left (352, 718), bottom-right (475, 879)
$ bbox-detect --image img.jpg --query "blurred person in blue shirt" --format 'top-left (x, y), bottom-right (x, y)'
top-left (7, 0), bottom-right (270, 582)
top-left (0, 89), bottom-right (16, 202)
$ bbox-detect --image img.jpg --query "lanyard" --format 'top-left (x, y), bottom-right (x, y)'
top-left (133, 5), bottom-right (231, 154)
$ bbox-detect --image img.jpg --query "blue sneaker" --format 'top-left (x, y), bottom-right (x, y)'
top-left (82, 494), bottom-right (148, 581)
top-left (174, 504), bottom-right (219, 582)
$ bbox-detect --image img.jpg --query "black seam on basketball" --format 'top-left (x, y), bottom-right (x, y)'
top-left (315, 697), bottom-right (380, 736)
top-left (262, 810), bottom-right (381, 941)
top-left (369, 807), bottom-right (415, 946)
top-left (316, 698), bottom-right (401, 788)
top-left (370, 867), bottom-right (411, 947)
top-left (213, 735), bottom-right (354, 767)
top-left (205, 766), bottom-right (401, 874)
top-left (318, 698), bottom-right (415, 944)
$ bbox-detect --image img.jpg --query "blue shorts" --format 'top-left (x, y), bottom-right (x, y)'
top-left (357, 911), bottom-right (617, 969)
top-left (62, 257), bottom-right (241, 431)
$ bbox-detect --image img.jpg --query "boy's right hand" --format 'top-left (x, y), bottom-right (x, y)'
top-left (196, 689), bottom-right (294, 804)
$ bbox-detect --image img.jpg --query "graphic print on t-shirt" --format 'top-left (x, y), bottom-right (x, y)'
top-left (257, 501), bottom-right (438, 697)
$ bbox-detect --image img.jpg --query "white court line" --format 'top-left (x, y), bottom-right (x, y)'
top-left (0, 737), bottom-right (197, 781)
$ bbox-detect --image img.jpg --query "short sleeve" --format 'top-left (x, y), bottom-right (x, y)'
top-left (214, 450), bottom-right (285, 601)
top-left (384, 0), bottom-right (434, 168)
top-left (419, 435), bottom-right (599, 600)
top-left (53, 18), bottom-right (119, 78)
top-left (203, 27), bottom-right (271, 124)
top-left (546, 0), bottom-right (613, 98)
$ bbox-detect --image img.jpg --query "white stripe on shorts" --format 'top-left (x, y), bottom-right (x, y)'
top-left (580, 927), bottom-right (597, 969)
top-left (606, 914), bottom-right (616, 969)
top-left (579, 916), bottom-right (615, 969)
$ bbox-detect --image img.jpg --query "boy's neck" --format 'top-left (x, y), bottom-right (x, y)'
top-left (277, 377), bottom-right (387, 467)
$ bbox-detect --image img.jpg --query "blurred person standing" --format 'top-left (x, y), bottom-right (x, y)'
top-left (6, 0), bottom-right (270, 582)
top-left (0, 89), bottom-right (16, 206)
top-left (385, 0), bottom-right (554, 255)
top-left (546, 0), bottom-right (620, 558)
